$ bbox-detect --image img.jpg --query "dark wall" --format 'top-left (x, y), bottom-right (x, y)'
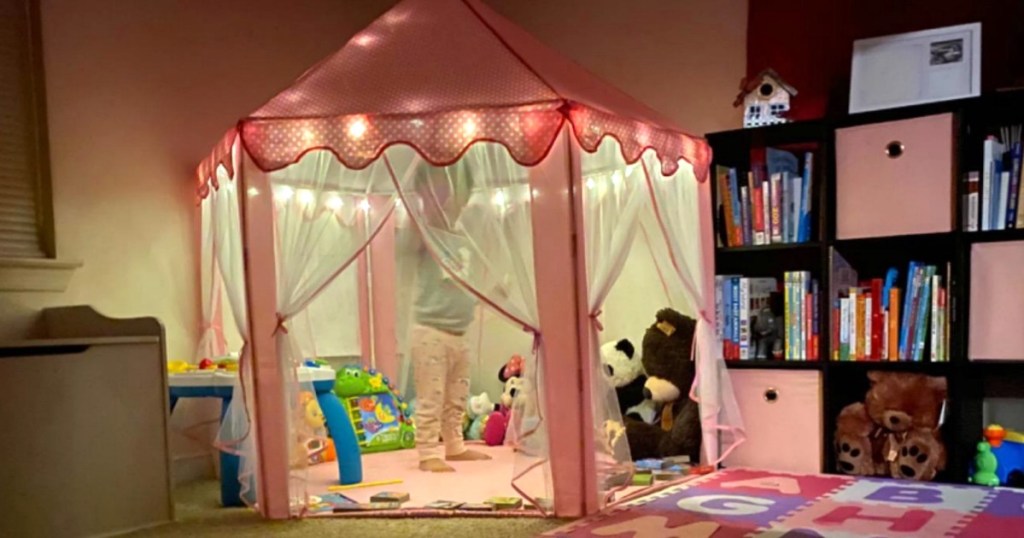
top-left (747, 1), bottom-right (1024, 120)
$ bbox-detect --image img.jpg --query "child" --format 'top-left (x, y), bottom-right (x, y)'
top-left (408, 163), bottom-right (492, 473)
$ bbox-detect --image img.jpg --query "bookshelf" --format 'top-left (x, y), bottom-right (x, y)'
top-left (707, 90), bottom-right (1024, 484)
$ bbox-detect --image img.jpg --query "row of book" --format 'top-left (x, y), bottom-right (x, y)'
top-left (715, 148), bottom-right (816, 247)
top-left (830, 256), bottom-right (950, 362)
top-left (714, 271), bottom-right (820, 361)
top-left (963, 125), bottom-right (1024, 231)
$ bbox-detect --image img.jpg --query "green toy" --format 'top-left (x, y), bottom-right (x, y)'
top-left (972, 441), bottom-right (1000, 487)
top-left (334, 366), bottom-right (416, 454)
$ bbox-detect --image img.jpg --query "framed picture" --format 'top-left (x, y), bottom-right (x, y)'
top-left (849, 23), bottom-right (981, 114)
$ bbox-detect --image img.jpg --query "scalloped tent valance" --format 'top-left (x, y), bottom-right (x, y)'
top-left (196, 0), bottom-right (711, 198)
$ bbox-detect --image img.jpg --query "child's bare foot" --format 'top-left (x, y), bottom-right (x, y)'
top-left (446, 449), bottom-right (492, 461)
top-left (420, 458), bottom-right (455, 472)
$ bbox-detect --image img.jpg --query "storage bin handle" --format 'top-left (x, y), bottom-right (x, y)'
top-left (764, 387), bottom-right (779, 403)
top-left (885, 141), bottom-right (905, 159)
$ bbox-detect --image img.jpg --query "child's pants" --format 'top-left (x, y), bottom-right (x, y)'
top-left (411, 324), bottom-right (471, 461)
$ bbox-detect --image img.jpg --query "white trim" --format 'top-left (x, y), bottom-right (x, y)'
top-left (0, 257), bottom-right (82, 292)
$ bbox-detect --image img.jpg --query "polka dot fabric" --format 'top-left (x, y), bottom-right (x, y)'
top-left (196, 0), bottom-right (710, 198)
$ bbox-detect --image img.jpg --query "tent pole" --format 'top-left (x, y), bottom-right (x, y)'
top-left (238, 150), bottom-right (292, 519)
top-left (528, 126), bottom-right (592, 517)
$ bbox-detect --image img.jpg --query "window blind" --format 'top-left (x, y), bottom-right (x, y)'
top-left (0, 0), bottom-right (47, 258)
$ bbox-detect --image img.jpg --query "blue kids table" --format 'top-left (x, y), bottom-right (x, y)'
top-left (168, 366), bottom-right (362, 507)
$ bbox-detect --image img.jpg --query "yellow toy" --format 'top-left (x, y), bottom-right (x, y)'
top-left (167, 360), bottom-right (195, 374)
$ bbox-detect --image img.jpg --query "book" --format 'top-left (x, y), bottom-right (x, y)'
top-left (829, 248), bottom-right (858, 361)
top-left (425, 500), bottom-right (465, 510)
top-left (715, 275), bottom-right (725, 356)
top-left (982, 138), bottom-right (1002, 231)
top-left (781, 171), bottom-right (791, 243)
top-left (864, 293), bottom-right (873, 360)
top-left (849, 287), bottom-right (859, 360)
top-left (856, 291), bottom-right (866, 361)
top-left (882, 309), bottom-right (889, 360)
top-left (966, 171), bottom-right (980, 232)
top-left (784, 272), bottom-right (793, 358)
top-left (761, 176), bottom-right (772, 244)
top-left (912, 267), bottom-right (935, 362)
top-left (811, 279), bottom-right (820, 361)
top-left (487, 497), bottom-right (524, 510)
top-left (770, 173), bottom-right (784, 243)
top-left (899, 262), bottom-right (919, 360)
top-left (371, 491), bottom-right (410, 503)
top-left (799, 152), bottom-right (814, 242)
top-left (1007, 138), bottom-right (1022, 228)
top-left (750, 171), bottom-right (766, 245)
top-left (839, 297), bottom-right (851, 361)
top-left (998, 170), bottom-right (1011, 231)
top-left (739, 185), bottom-right (752, 245)
top-left (869, 278), bottom-right (883, 359)
top-left (888, 287), bottom-right (900, 361)
top-left (804, 286), bottom-right (813, 360)
top-left (728, 168), bottom-right (743, 244)
top-left (731, 277), bottom-right (741, 359)
top-left (717, 166), bottom-right (736, 246)
top-left (739, 277), bottom-right (751, 360)
top-left (790, 173), bottom-right (802, 243)
top-left (930, 274), bottom-right (940, 362)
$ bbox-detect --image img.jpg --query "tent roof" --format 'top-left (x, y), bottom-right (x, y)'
top-left (197, 0), bottom-right (709, 197)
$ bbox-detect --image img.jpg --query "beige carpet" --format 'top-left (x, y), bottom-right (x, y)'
top-left (129, 480), bottom-right (569, 538)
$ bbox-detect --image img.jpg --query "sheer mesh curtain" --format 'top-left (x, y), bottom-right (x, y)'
top-left (391, 143), bottom-right (552, 509)
top-left (265, 149), bottom-right (401, 514)
top-left (579, 138), bottom-right (645, 503)
top-left (640, 153), bottom-right (744, 465)
top-left (197, 195), bottom-right (227, 360)
top-left (210, 167), bottom-right (260, 506)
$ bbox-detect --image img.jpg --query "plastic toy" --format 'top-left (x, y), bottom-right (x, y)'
top-left (167, 360), bottom-right (193, 374)
top-left (487, 496), bottom-right (523, 510)
top-left (970, 424), bottom-right (1024, 487)
top-left (464, 393), bottom-right (496, 441)
top-left (370, 491), bottom-right (410, 503)
top-left (198, 358), bottom-right (215, 370)
top-left (333, 366), bottom-right (415, 453)
top-left (328, 478), bottom-right (403, 491)
top-left (425, 500), bottom-right (463, 510)
top-left (216, 358), bottom-right (239, 371)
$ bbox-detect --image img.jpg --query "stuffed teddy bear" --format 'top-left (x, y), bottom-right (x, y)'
top-left (834, 402), bottom-right (886, 476)
top-left (624, 308), bottom-right (702, 463)
top-left (834, 371), bottom-right (948, 481)
top-left (600, 339), bottom-right (657, 424)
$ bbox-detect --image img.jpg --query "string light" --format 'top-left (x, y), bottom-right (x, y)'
top-left (297, 189), bottom-right (315, 206)
top-left (301, 128), bottom-right (315, 143)
top-left (462, 118), bottom-right (478, 137)
top-left (585, 177), bottom-right (596, 190)
top-left (326, 195), bottom-right (343, 211)
top-left (247, 187), bottom-right (260, 197)
top-left (348, 118), bottom-right (367, 139)
top-left (611, 171), bottom-right (623, 186)
top-left (492, 189), bottom-right (506, 207)
top-left (275, 186), bottom-right (294, 201)
top-left (359, 199), bottom-right (371, 212)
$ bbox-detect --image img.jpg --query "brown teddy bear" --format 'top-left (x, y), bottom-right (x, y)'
top-left (624, 308), bottom-right (702, 463)
top-left (865, 371), bottom-right (947, 433)
top-left (833, 371), bottom-right (948, 481)
top-left (834, 402), bottom-right (885, 476)
top-left (883, 427), bottom-right (947, 481)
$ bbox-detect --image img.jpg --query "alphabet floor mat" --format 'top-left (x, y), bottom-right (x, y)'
top-left (544, 468), bottom-right (1024, 537)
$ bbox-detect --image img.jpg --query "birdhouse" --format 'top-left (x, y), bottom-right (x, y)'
top-left (734, 69), bottom-right (797, 128)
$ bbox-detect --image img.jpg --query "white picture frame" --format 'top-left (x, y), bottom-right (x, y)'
top-left (849, 23), bottom-right (981, 114)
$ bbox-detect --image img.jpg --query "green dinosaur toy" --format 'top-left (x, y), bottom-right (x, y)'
top-left (333, 365), bottom-right (415, 453)
top-left (972, 441), bottom-right (1000, 487)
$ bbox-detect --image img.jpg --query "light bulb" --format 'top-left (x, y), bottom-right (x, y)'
top-left (625, 163), bottom-right (638, 177)
top-left (247, 187), bottom-right (260, 197)
top-left (326, 195), bottom-right (343, 211)
top-left (275, 186), bottom-right (294, 201)
top-left (585, 177), bottom-right (596, 190)
top-left (301, 128), bottom-right (315, 143)
top-left (297, 189), bottom-right (315, 206)
top-left (348, 118), bottom-right (367, 139)
top-left (462, 118), bottom-right (477, 137)
top-left (492, 190), bottom-right (506, 207)
top-left (224, 181), bottom-right (235, 192)
top-left (611, 171), bottom-right (623, 185)
top-left (359, 199), bottom-right (371, 212)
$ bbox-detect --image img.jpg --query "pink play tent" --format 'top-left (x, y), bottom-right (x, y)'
top-left (195, 0), bottom-right (743, 519)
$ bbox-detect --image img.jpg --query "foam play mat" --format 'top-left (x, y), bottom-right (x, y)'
top-left (545, 468), bottom-right (1024, 537)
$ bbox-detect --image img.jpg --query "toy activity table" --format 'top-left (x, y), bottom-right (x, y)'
top-left (168, 366), bottom-right (362, 506)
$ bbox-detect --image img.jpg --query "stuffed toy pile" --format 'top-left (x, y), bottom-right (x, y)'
top-left (622, 308), bottom-right (703, 463)
top-left (834, 371), bottom-right (948, 481)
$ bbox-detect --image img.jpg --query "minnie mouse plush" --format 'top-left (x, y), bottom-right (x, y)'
top-left (483, 355), bottom-right (524, 446)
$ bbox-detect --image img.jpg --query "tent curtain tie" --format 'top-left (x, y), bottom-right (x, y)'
top-left (590, 310), bottom-right (604, 332)
top-left (523, 326), bottom-right (542, 355)
top-left (274, 313), bottom-right (289, 335)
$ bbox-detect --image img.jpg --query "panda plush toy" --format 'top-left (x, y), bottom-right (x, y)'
top-left (600, 339), bottom-right (657, 424)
